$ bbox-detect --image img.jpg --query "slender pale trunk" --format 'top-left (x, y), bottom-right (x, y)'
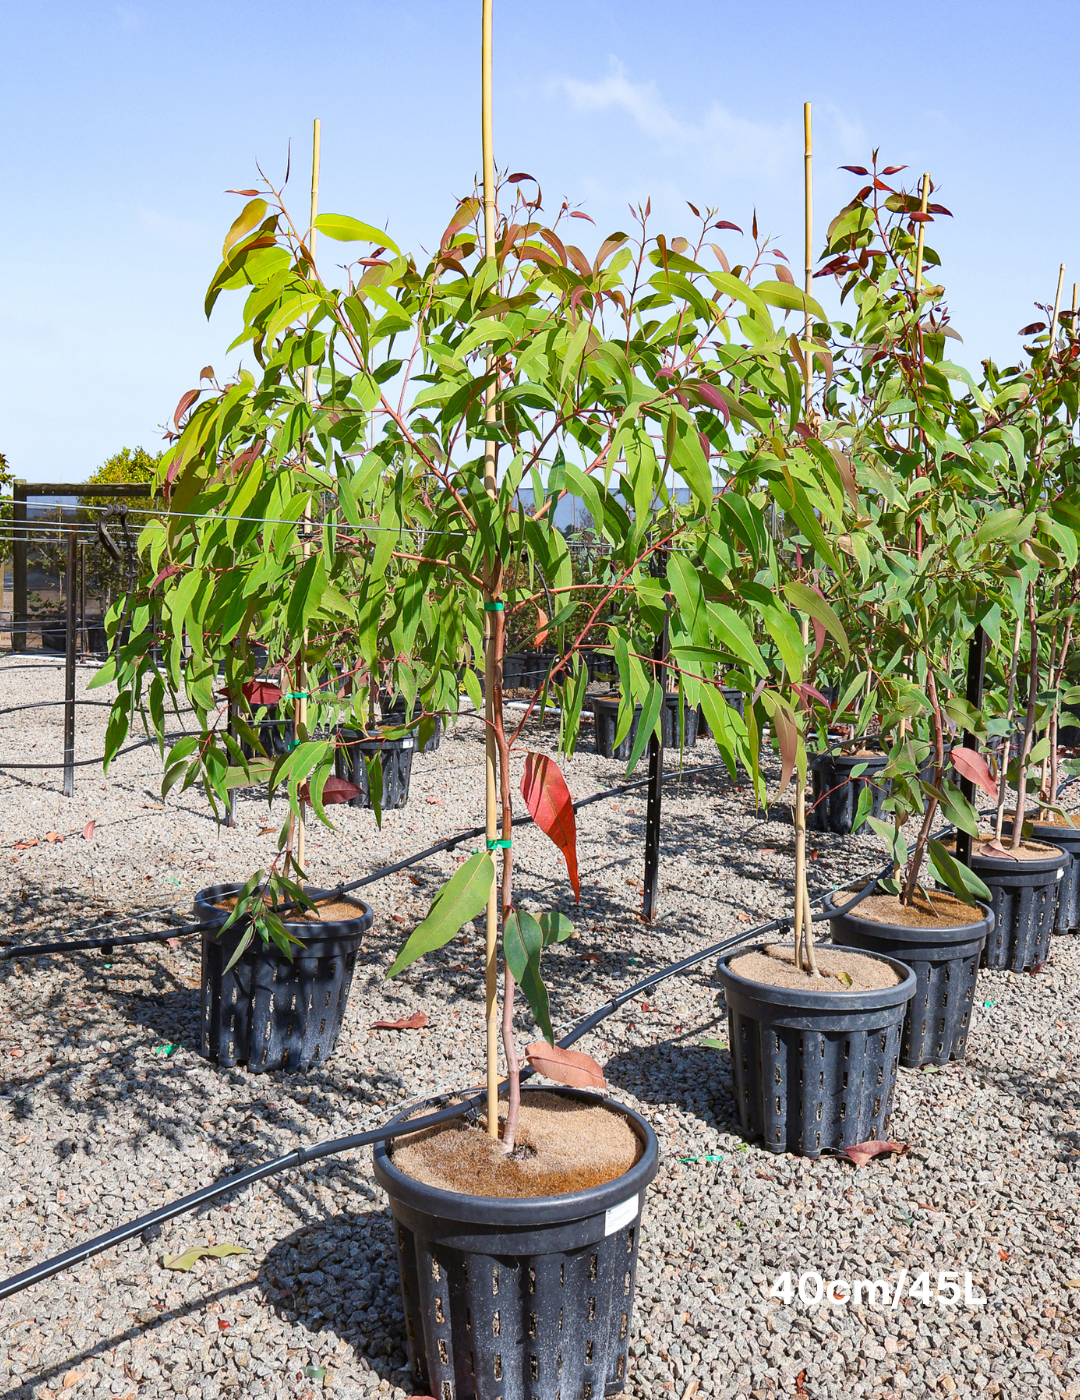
top-left (1010, 585), bottom-right (1040, 851)
top-left (1049, 616), bottom-right (1073, 807)
top-left (492, 605), bottom-right (520, 1150)
top-left (297, 117), bottom-right (321, 874)
top-left (802, 103), bottom-right (812, 421)
top-left (995, 613), bottom-right (1024, 840)
top-left (793, 612), bottom-right (818, 974)
top-left (902, 669), bottom-right (945, 906)
top-left (481, 0), bottom-right (502, 1140)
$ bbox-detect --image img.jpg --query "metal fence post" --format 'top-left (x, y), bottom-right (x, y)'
top-left (12, 481), bottom-right (27, 653)
top-left (63, 529), bottom-right (77, 797)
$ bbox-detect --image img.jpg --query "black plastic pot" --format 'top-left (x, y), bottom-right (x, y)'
top-left (590, 692), bottom-right (698, 760)
top-left (809, 751), bottom-right (889, 835)
top-left (825, 891), bottom-right (992, 1067)
top-left (373, 1085), bottom-right (659, 1400)
top-left (945, 840), bottom-right (1067, 972)
top-left (716, 943), bottom-right (917, 1158)
top-left (335, 728), bottom-right (416, 808)
top-left (1001, 817), bottom-right (1080, 936)
top-left (39, 616), bottom-right (67, 652)
top-left (193, 883), bottom-right (373, 1073)
top-left (697, 686), bottom-right (745, 738)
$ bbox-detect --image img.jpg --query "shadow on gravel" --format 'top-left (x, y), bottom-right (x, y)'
top-left (604, 1028), bottom-right (739, 1127)
top-left (259, 1204), bottom-right (411, 1390)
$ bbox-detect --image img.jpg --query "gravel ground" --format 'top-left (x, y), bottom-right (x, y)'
top-left (1, 653), bottom-right (1078, 1400)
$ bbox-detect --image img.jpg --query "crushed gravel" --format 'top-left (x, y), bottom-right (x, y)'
top-left (1, 653), bottom-right (1078, 1400)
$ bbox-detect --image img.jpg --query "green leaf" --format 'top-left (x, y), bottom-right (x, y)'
top-left (315, 214), bottom-right (400, 254)
top-left (503, 909), bottom-right (554, 1044)
top-left (666, 412), bottom-right (714, 509)
top-left (928, 839), bottom-right (992, 908)
top-left (386, 851), bottom-right (493, 978)
top-left (781, 581), bottom-right (849, 661)
top-left (867, 815), bottom-right (908, 870)
top-left (851, 782), bottom-right (875, 834)
top-left (223, 200), bottom-right (267, 257)
top-left (538, 910), bottom-right (575, 945)
top-left (752, 280), bottom-right (827, 322)
top-left (163, 1243), bottom-right (250, 1272)
top-left (624, 679), bottom-right (664, 776)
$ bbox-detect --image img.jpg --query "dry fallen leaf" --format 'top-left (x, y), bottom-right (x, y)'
top-left (45, 831), bottom-right (63, 843)
top-left (369, 1012), bottom-right (428, 1031)
top-left (840, 1139), bottom-right (910, 1168)
top-left (525, 1041), bottom-right (606, 1090)
top-left (61, 1370), bottom-right (85, 1390)
top-left (82, 820), bottom-right (95, 841)
top-left (425, 796), bottom-right (444, 805)
top-left (162, 1243), bottom-right (250, 1272)
top-left (13, 839), bottom-right (38, 850)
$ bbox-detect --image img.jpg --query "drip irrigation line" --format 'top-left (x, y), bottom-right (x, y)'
top-left (0, 733), bottom-right (193, 771)
top-left (0, 761), bottom-right (732, 960)
top-left (0, 855), bottom-right (892, 1304)
top-left (0, 699), bottom-right (119, 718)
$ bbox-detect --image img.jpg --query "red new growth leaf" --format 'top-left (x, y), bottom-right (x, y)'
top-left (950, 748), bottom-right (998, 800)
top-left (840, 1139), bottom-right (910, 1167)
top-left (840, 165), bottom-right (870, 176)
top-left (525, 1041), bottom-right (606, 1089)
top-left (370, 1012), bottom-right (428, 1031)
top-left (242, 680), bottom-right (282, 707)
top-left (173, 388), bottom-right (200, 428)
top-left (521, 752), bottom-right (580, 901)
top-left (297, 776), bottom-right (362, 806)
top-left (150, 563), bottom-right (182, 593)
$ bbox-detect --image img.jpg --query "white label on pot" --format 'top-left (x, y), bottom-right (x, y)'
top-left (604, 1194), bottom-right (639, 1236)
top-left (402, 738), bottom-right (415, 749)
top-left (1058, 868), bottom-right (1065, 879)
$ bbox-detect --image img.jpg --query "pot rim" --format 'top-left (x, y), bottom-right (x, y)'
top-left (373, 1084), bottom-right (659, 1226)
top-left (194, 881), bottom-right (373, 939)
top-left (718, 940), bottom-right (917, 1010)
top-left (941, 839), bottom-right (1068, 874)
top-left (823, 887), bottom-right (994, 940)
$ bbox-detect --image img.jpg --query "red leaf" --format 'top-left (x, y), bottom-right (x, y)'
top-left (533, 605), bottom-right (550, 647)
top-left (907, 211), bottom-right (933, 223)
top-left (693, 380), bottom-right (730, 424)
top-left (712, 220), bottom-right (742, 232)
top-left (840, 165), bottom-right (870, 176)
top-left (1019, 322), bottom-right (1046, 336)
top-left (525, 1041), bottom-right (606, 1089)
top-left (217, 1319), bottom-right (231, 1331)
top-left (173, 388), bottom-right (200, 429)
top-left (998, 1248), bottom-right (1009, 1261)
top-left (569, 211), bottom-right (595, 223)
top-left (521, 752), bottom-right (580, 901)
top-left (199, 365), bottom-right (215, 381)
top-left (840, 1139), bottom-right (910, 1167)
top-left (82, 821), bottom-right (95, 841)
top-left (227, 188), bottom-right (261, 197)
top-left (150, 563), bottom-right (183, 593)
top-left (881, 165), bottom-right (907, 175)
top-left (950, 747), bottom-right (998, 800)
top-left (507, 172), bottom-right (537, 184)
top-left (439, 197), bottom-right (480, 254)
top-left (773, 263), bottom-right (795, 285)
top-left (242, 679), bottom-right (282, 706)
top-left (298, 776), bottom-right (362, 806)
top-left (370, 1011), bottom-right (428, 1031)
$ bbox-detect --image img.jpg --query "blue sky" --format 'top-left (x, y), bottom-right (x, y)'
top-left (2, 0), bottom-right (1077, 483)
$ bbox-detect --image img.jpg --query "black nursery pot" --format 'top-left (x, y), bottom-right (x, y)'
top-left (379, 695), bottom-right (444, 753)
top-left (826, 891), bottom-right (992, 1067)
top-left (716, 944), bottom-right (917, 1158)
top-left (809, 751), bottom-right (889, 835)
top-left (944, 840), bottom-right (1067, 972)
top-left (590, 692), bottom-right (698, 760)
top-left (193, 883), bottom-right (373, 1073)
top-left (373, 1085), bottom-right (659, 1400)
top-left (335, 728), bottom-right (416, 808)
top-left (1001, 816), bottom-right (1080, 936)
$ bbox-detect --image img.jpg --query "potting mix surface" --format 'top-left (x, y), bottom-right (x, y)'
top-left (2, 655), bottom-right (1079, 1400)
top-left (850, 889), bottom-right (982, 930)
top-left (729, 943), bottom-right (901, 992)
top-left (212, 895), bottom-right (365, 922)
top-left (391, 1090), bottom-right (641, 1196)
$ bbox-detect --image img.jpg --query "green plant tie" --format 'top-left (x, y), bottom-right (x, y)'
top-left (483, 601), bottom-right (505, 611)
top-left (285, 691), bottom-right (309, 699)
top-left (486, 838), bottom-right (512, 850)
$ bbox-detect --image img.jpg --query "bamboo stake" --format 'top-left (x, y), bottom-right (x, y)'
top-left (481, 0), bottom-right (500, 1139)
top-left (297, 117), bottom-right (321, 875)
top-left (1050, 263), bottom-right (1065, 348)
top-left (803, 102), bottom-right (812, 420)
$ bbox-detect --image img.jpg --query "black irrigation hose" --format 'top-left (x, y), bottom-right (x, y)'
top-left (0, 732), bottom-right (194, 771)
top-left (0, 700), bottom-right (118, 718)
top-left (0, 856), bottom-right (891, 1304)
top-left (4, 779), bottom-right (1074, 1296)
top-left (0, 762), bottom-right (733, 960)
